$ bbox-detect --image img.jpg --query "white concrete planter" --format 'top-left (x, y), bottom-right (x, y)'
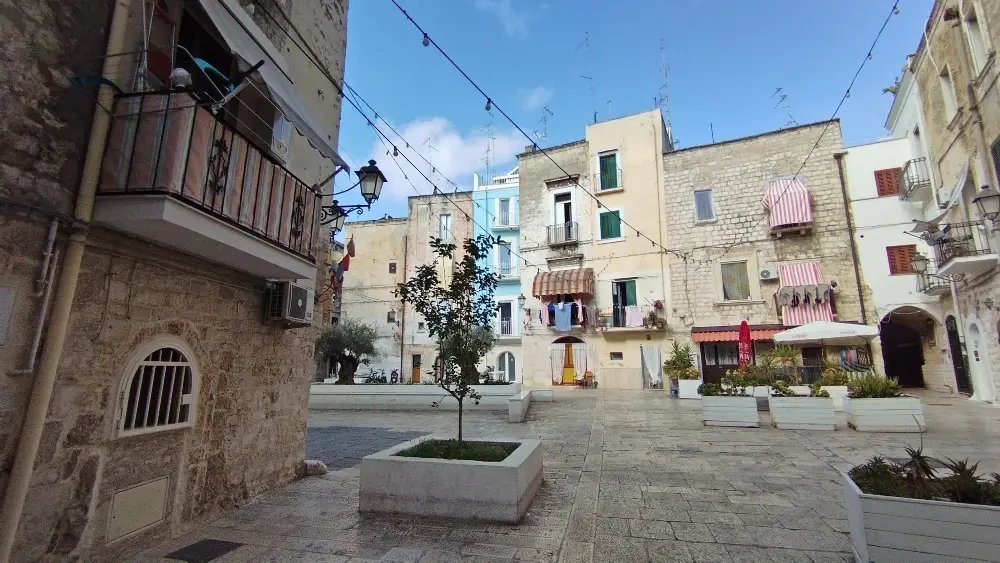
top-left (309, 383), bottom-right (521, 411)
top-left (769, 397), bottom-right (835, 430)
top-left (844, 396), bottom-right (925, 432)
top-left (677, 379), bottom-right (701, 399)
top-left (701, 396), bottom-right (759, 427)
top-left (508, 389), bottom-right (554, 423)
top-left (359, 436), bottom-right (543, 523)
top-left (788, 385), bottom-right (849, 411)
top-left (843, 472), bottom-right (1000, 562)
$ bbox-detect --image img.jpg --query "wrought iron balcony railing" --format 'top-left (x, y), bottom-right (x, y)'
top-left (934, 221), bottom-right (993, 267)
top-left (497, 261), bottom-right (518, 279)
top-left (594, 305), bottom-right (664, 330)
top-left (900, 157), bottom-right (932, 201)
top-left (547, 221), bottom-right (579, 245)
top-left (497, 318), bottom-right (515, 336)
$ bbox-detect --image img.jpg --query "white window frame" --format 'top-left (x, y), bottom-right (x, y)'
top-left (495, 298), bottom-right (517, 337)
top-left (714, 252), bottom-right (761, 304)
top-left (549, 186), bottom-right (575, 226)
top-left (596, 150), bottom-right (622, 192)
top-left (494, 238), bottom-right (517, 277)
top-left (495, 196), bottom-right (516, 227)
top-left (939, 66), bottom-right (959, 122)
top-left (438, 213), bottom-right (452, 241)
top-left (694, 188), bottom-right (717, 223)
top-left (496, 351), bottom-right (517, 381)
top-left (115, 336), bottom-right (199, 439)
top-left (595, 207), bottom-right (624, 243)
top-left (963, 2), bottom-right (992, 76)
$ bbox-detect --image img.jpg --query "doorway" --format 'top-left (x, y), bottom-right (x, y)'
top-left (878, 315), bottom-right (926, 388)
top-left (965, 317), bottom-right (994, 402)
top-left (497, 351), bottom-right (516, 382)
top-left (945, 315), bottom-right (972, 394)
top-left (554, 192), bottom-right (573, 241)
top-left (550, 336), bottom-right (586, 385)
top-left (411, 354), bottom-right (421, 384)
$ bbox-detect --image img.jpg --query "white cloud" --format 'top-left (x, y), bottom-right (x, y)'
top-left (368, 117), bottom-right (525, 203)
top-left (474, 0), bottom-right (529, 37)
top-left (517, 86), bottom-right (553, 111)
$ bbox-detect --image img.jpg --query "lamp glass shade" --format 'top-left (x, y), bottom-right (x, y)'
top-left (972, 187), bottom-right (1000, 220)
top-left (517, 293), bottom-right (526, 308)
top-left (330, 206), bottom-right (346, 233)
top-left (911, 253), bottom-right (929, 274)
top-left (357, 159), bottom-right (386, 205)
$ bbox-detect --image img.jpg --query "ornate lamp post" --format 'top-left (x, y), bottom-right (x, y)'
top-left (320, 160), bottom-right (387, 234)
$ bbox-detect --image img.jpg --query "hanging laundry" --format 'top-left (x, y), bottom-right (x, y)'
top-left (574, 297), bottom-right (583, 323)
top-left (625, 305), bottom-right (643, 327)
top-left (791, 286), bottom-right (803, 307)
top-left (815, 283), bottom-right (831, 303)
top-left (554, 303), bottom-right (573, 331)
top-left (339, 254), bottom-right (351, 272)
top-left (347, 237), bottom-right (356, 257)
top-left (777, 286), bottom-right (795, 307)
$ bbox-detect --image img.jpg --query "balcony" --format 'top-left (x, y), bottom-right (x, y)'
top-left (595, 305), bottom-right (665, 332)
top-left (496, 261), bottom-right (519, 280)
top-left (595, 168), bottom-right (623, 192)
top-left (900, 157), bottom-right (932, 202)
top-left (496, 318), bottom-right (518, 339)
top-left (934, 221), bottom-right (999, 278)
top-left (916, 270), bottom-right (951, 296)
top-left (547, 221), bottom-right (579, 246)
top-left (493, 208), bottom-right (518, 230)
top-left (94, 93), bottom-right (319, 280)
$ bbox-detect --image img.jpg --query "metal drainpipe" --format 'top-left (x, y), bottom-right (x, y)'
top-left (0, 1), bottom-right (133, 559)
top-left (399, 234), bottom-right (408, 381)
top-left (10, 247), bottom-right (60, 377)
top-left (833, 152), bottom-right (868, 325)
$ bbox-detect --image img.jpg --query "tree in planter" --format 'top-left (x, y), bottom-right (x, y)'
top-left (397, 235), bottom-right (500, 443)
top-left (315, 318), bottom-right (383, 384)
top-left (663, 342), bottom-right (700, 380)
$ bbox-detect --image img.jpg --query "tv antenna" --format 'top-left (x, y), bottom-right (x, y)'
top-left (654, 39), bottom-right (672, 129)
top-left (577, 32), bottom-right (598, 123)
top-left (533, 106), bottom-right (554, 141)
top-left (421, 137), bottom-right (438, 192)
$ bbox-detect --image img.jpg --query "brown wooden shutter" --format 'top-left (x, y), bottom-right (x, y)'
top-left (886, 245), bottom-right (917, 275)
top-left (874, 168), bottom-right (902, 197)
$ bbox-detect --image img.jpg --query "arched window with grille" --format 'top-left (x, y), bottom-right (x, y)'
top-left (497, 352), bottom-right (516, 382)
top-left (117, 338), bottom-right (198, 437)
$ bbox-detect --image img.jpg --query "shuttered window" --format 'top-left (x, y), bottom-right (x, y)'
top-left (599, 210), bottom-right (622, 240)
top-left (874, 168), bottom-right (902, 197)
top-left (886, 245), bottom-right (917, 275)
top-left (991, 136), bottom-right (1000, 187)
top-left (599, 153), bottom-right (618, 190)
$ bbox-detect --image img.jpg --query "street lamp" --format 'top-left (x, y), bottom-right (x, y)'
top-left (320, 160), bottom-right (387, 234)
top-left (357, 159), bottom-right (386, 204)
top-left (972, 186), bottom-right (1000, 223)
top-left (517, 293), bottom-right (526, 309)
top-left (911, 253), bottom-right (930, 274)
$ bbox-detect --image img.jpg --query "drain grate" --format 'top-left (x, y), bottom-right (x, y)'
top-left (925, 403), bottom-right (952, 406)
top-left (165, 539), bottom-right (243, 562)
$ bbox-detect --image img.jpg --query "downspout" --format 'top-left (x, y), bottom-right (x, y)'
top-left (833, 152), bottom-right (868, 325)
top-left (399, 234), bottom-right (408, 380)
top-left (0, 1), bottom-right (132, 559)
top-left (9, 219), bottom-right (60, 376)
top-left (653, 120), bottom-right (669, 328)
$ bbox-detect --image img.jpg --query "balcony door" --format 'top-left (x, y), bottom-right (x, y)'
top-left (554, 192), bottom-right (572, 240)
top-left (497, 302), bottom-right (514, 336)
top-left (498, 242), bottom-right (513, 277)
top-left (611, 279), bottom-right (637, 328)
top-left (498, 198), bottom-right (511, 226)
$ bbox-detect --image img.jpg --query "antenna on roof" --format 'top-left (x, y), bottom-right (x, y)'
top-left (533, 106), bottom-right (554, 142)
top-left (654, 38), bottom-right (672, 129)
top-left (577, 32), bottom-right (598, 123)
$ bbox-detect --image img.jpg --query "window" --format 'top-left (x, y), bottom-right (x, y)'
top-left (940, 68), bottom-right (959, 122)
top-left (611, 279), bottom-right (637, 328)
top-left (694, 189), bottom-right (715, 221)
top-left (598, 152), bottom-right (619, 190)
top-left (388, 262), bottom-right (397, 274)
top-left (417, 321), bottom-right (426, 331)
top-left (702, 343), bottom-right (738, 366)
top-left (610, 352), bottom-right (624, 361)
top-left (438, 214), bottom-right (452, 240)
top-left (387, 310), bottom-right (396, 323)
top-left (886, 244), bottom-right (918, 275)
top-left (498, 198), bottom-right (513, 226)
top-left (721, 261), bottom-right (751, 301)
top-left (598, 210), bottom-right (622, 240)
top-left (965, 5), bottom-right (990, 75)
top-left (118, 342), bottom-right (196, 436)
top-left (497, 242), bottom-right (513, 276)
top-left (497, 351), bottom-right (516, 381)
top-left (874, 168), bottom-right (902, 197)
top-left (497, 302), bottom-right (513, 336)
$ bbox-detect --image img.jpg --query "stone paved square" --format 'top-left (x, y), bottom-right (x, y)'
top-left (135, 389), bottom-right (1000, 562)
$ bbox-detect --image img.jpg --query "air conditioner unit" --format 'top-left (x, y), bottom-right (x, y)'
top-left (759, 267), bottom-right (778, 281)
top-left (265, 281), bottom-right (314, 326)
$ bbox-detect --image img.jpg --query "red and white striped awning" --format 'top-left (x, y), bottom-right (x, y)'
top-left (762, 177), bottom-right (813, 230)
top-left (531, 268), bottom-right (595, 298)
top-left (778, 262), bottom-right (834, 326)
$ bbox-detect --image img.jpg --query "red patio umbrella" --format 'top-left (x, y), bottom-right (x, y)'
top-left (738, 320), bottom-right (752, 373)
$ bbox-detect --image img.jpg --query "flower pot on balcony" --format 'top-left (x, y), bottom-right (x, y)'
top-left (844, 396), bottom-right (925, 432)
top-left (769, 396), bottom-right (835, 430)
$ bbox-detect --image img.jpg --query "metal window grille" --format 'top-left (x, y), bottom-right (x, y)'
top-left (121, 347), bottom-right (194, 435)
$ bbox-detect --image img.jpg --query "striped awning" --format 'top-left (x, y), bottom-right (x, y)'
top-left (762, 177), bottom-right (813, 229)
top-left (531, 268), bottom-right (595, 298)
top-left (691, 326), bottom-right (784, 342)
top-left (779, 262), bottom-right (834, 326)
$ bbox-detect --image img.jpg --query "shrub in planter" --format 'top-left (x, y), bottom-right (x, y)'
top-left (700, 371), bottom-right (758, 427)
top-left (769, 382), bottom-right (835, 430)
top-left (843, 448), bottom-right (1000, 562)
top-left (844, 375), bottom-right (925, 432)
top-left (664, 342), bottom-right (701, 398)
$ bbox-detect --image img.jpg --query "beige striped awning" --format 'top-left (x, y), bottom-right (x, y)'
top-left (531, 268), bottom-right (595, 298)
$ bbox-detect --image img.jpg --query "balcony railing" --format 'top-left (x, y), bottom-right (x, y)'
top-left (547, 221), bottom-right (579, 245)
top-left (494, 208), bottom-right (518, 228)
top-left (99, 93), bottom-right (320, 261)
top-left (497, 261), bottom-right (518, 279)
top-left (917, 269), bottom-right (951, 295)
top-left (900, 157), bottom-right (932, 201)
top-left (596, 169), bottom-right (622, 191)
top-left (934, 221), bottom-right (993, 267)
top-left (595, 305), bottom-right (664, 330)
top-left (497, 318), bottom-right (515, 336)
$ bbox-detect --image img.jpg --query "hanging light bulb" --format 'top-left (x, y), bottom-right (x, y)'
top-left (845, 90), bottom-right (852, 98)
top-left (422, 33), bottom-right (430, 47)
top-left (393, 146), bottom-right (399, 157)
top-left (867, 52), bottom-right (873, 60)
top-left (893, 5), bottom-right (900, 15)
top-left (485, 98), bottom-right (492, 111)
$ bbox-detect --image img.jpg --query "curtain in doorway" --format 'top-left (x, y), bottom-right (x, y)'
top-left (572, 344), bottom-right (588, 381)
top-left (550, 345), bottom-right (564, 384)
top-left (641, 345), bottom-right (662, 386)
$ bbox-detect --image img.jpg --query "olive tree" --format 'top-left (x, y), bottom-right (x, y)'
top-left (315, 317), bottom-right (382, 384)
top-left (397, 235), bottom-right (499, 442)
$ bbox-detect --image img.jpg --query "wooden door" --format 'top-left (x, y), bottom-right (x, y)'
top-left (411, 354), bottom-right (422, 384)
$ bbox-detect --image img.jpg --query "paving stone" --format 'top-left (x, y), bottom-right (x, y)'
top-left (687, 542), bottom-right (734, 563)
top-left (645, 539), bottom-right (694, 562)
top-left (671, 522), bottom-right (715, 543)
top-left (592, 535), bottom-right (647, 562)
top-left (628, 519), bottom-right (675, 540)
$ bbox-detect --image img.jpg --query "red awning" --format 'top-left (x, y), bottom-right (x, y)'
top-left (531, 268), bottom-right (595, 298)
top-left (691, 327), bottom-right (783, 342)
top-left (762, 177), bottom-right (813, 229)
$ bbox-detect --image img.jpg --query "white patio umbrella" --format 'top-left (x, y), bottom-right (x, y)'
top-left (772, 321), bottom-right (879, 346)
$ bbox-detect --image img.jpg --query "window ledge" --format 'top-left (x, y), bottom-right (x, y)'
top-left (694, 218), bottom-right (718, 226)
top-left (973, 53), bottom-right (995, 87)
top-left (117, 422), bottom-right (193, 440)
top-left (715, 300), bottom-right (765, 307)
top-left (597, 187), bottom-right (625, 195)
top-left (946, 107), bottom-right (965, 132)
top-left (596, 237), bottom-right (625, 245)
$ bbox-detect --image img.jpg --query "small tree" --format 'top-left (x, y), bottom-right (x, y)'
top-left (397, 235), bottom-right (499, 442)
top-left (315, 317), bottom-right (383, 384)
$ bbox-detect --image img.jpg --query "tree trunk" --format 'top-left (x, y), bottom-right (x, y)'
top-left (457, 398), bottom-right (463, 443)
top-left (336, 355), bottom-right (359, 384)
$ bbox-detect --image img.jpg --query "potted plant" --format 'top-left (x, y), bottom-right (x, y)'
top-left (843, 447), bottom-right (1000, 562)
top-left (663, 342), bottom-right (701, 399)
top-left (768, 382), bottom-right (836, 431)
top-left (361, 236), bottom-right (543, 523)
top-left (817, 369), bottom-right (850, 411)
top-left (699, 371), bottom-right (758, 427)
top-left (844, 374), bottom-right (925, 432)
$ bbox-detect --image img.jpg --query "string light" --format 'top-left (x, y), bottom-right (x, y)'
top-left (422, 33), bottom-right (430, 47)
top-left (393, 146), bottom-right (399, 157)
top-left (485, 98), bottom-right (492, 112)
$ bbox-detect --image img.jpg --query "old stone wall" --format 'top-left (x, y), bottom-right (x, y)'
top-left (661, 121), bottom-right (864, 346)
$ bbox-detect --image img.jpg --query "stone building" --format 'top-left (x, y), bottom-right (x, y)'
top-left (516, 109), bottom-right (674, 390)
top-left (0, 0), bottom-right (350, 560)
top-left (338, 192), bottom-right (475, 384)
top-left (661, 121), bottom-right (869, 383)
top-left (899, 0), bottom-right (1000, 403)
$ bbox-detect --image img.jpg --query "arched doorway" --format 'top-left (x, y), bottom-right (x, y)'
top-left (497, 352), bottom-right (516, 382)
top-left (879, 307), bottom-right (934, 388)
top-left (945, 315), bottom-right (972, 394)
top-left (965, 316), bottom-right (995, 403)
top-left (550, 337), bottom-right (586, 385)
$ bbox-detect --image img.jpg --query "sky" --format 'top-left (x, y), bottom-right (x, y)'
top-left (332, 0), bottom-right (934, 221)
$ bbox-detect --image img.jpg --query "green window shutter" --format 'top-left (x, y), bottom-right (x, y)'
top-left (599, 212), bottom-right (610, 238)
top-left (624, 279), bottom-right (637, 306)
top-left (609, 211), bottom-right (621, 238)
top-left (599, 154), bottom-right (618, 189)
